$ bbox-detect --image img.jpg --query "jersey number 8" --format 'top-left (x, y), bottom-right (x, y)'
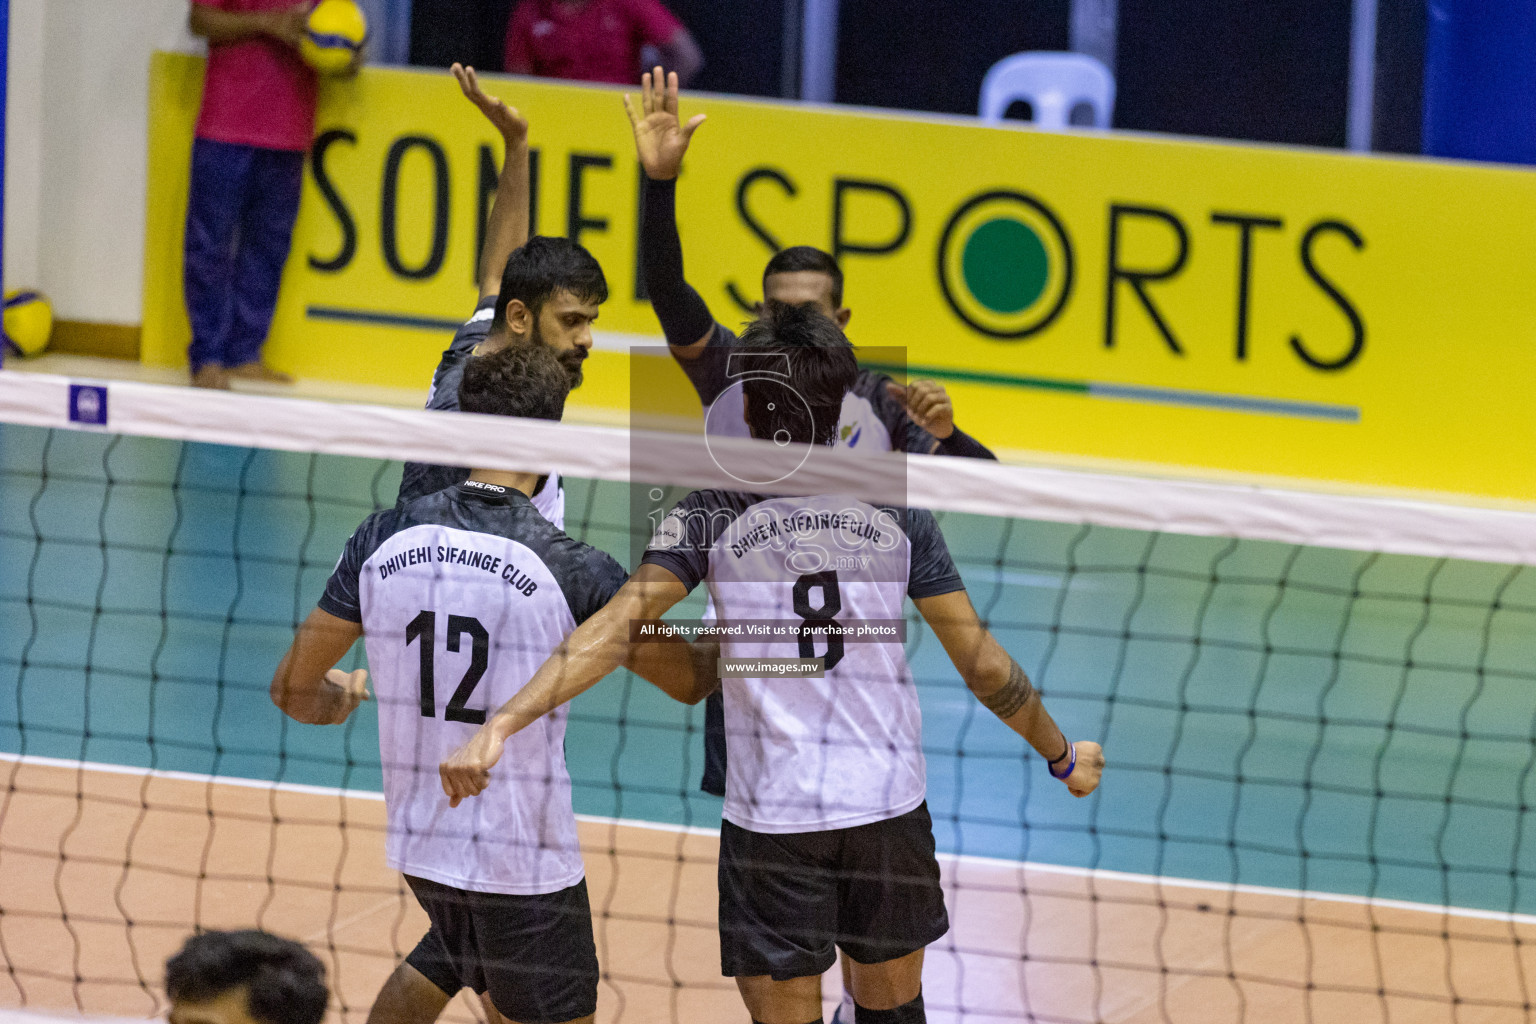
top-left (793, 571), bottom-right (844, 671)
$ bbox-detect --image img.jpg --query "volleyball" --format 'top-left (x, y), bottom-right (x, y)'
top-left (300, 0), bottom-right (368, 75)
top-left (2, 289), bottom-right (53, 358)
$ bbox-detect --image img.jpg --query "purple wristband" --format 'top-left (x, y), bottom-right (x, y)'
top-left (1048, 742), bottom-right (1076, 780)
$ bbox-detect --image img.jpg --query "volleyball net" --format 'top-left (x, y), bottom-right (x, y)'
top-left (2, 370), bottom-right (1535, 1023)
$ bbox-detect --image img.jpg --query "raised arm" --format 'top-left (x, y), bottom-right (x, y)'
top-left (626, 69), bottom-right (716, 357)
top-left (440, 564), bottom-right (699, 805)
top-left (270, 607), bottom-right (370, 726)
top-left (190, 1), bottom-right (310, 47)
top-left (452, 63), bottom-right (531, 301)
top-left (914, 590), bottom-right (1103, 796)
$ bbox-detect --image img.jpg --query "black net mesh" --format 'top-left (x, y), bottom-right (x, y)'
top-left (2, 418), bottom-right (1534, 1022)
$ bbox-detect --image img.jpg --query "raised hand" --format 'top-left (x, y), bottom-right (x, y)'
top-left (623, 66), bottom-right (706, 181)
top-left (440, 722), bottom-right (508, 807)
top-left (453, 62), bottom-right (529, 148)
top-left (886, 379), bottom-right (956, 440)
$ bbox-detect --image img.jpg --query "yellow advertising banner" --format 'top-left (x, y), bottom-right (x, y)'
top-left (143, 52), bottom-right (1536, 503)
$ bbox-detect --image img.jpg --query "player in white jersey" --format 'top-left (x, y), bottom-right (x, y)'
top-left (629, 81), bottom-right (1001, 903)
top-left (271, 344), bottom-right (713, 1024)
top-left (440, 306), bottom-right (1105, 1024)
top-left (396, 63), bottom-right (606, 529)
top-left (377, 65), bottom-right (613, 1024)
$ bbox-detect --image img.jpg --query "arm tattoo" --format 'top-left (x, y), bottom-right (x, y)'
top-left (981, 658), bottom-right (1035, 719)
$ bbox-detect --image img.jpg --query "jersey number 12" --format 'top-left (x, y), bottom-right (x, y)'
top-left (405, 610), bottom-right (488, 724)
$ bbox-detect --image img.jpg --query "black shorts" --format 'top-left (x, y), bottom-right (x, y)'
top-left (403, 926), bottom-right (462, 997)
top-left (404, 875), bottom-right (598, 1024)
top-left (718, 802), bottom-right (949, 980)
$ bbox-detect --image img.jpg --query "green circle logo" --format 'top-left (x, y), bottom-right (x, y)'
top-left (938, 191), bottom-right (1074, 339)
top-left (963, 218), bottom-right (1050, 313)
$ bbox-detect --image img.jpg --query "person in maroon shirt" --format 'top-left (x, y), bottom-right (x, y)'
top-left (184, 0), bottom-right (327, 390)
top-left (505, 0), bottom-right (702, 87)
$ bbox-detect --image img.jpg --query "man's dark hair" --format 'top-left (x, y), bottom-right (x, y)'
top-left (763, 246), bottom-right (844, 307)
top-left (738, 303), bottom-right (857, 447)
top-left (164, 930), bottom-right (327, 1024)
top-left (459, 342), bottom-right (571, 422)
top-left (494, 235), bottom-right (608, 327)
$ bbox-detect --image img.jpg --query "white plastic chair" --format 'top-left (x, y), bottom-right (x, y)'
top-left (979, 52), bottom-right (1116, 129)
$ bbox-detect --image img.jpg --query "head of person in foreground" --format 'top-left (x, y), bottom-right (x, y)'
top-left (490, 235), bottom-right (608, 387)
top-left (460, 336), bottom-right (573, 424)
top-left (738, 301), bottom-right (859, 449)
top-left (165, 929), bottom-right (327, 1024)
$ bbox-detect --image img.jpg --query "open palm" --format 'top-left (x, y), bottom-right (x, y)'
top-left (624, 67), bottom-right (705, 181)
top-left (452, 62), bottom-right (529, 147)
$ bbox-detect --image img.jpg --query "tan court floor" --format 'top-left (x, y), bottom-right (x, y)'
top-left (2, 759), bottom-right (1535, 1024)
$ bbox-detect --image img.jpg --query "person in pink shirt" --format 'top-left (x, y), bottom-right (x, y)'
top-left (184, 0), bottom-right (322, 389)
top-left (505, 0), bottom-right (702, 87)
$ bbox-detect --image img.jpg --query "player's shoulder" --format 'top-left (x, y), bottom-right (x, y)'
top-left (468, 295), bottom-right (498, 324)
top-left (386, 488), bottom-right (460, 530)
top-left (397, 486), bottom-right (622, 585)
top-left (361, 503), bottom-right (418, 534)
top-left (425, 300), bottom-right (496, 409)
top-left (854, 367), bottom-right (893, 393)
top-left (853, 368), bottom-right (902, 417)
top-left (872, 503), bottom-right (939, 540)
top-left (554, 530), bottom-right (627, 583)
top-left (708, 321), bottom-right (741, 348)
top-left (447, 298), bottom-right (497, 352)
top-left (507, 502), bottom-right (624, 577)
top-left (425, 358), bottom-right (467, 412)
top-left (677, 487), bottom-right (760, 520)
top-left (688, 322), bottom-right (741, 367)
top-left (648, 488), bottom-right (758, 554)
top-left (346, 504), bottom-right (424, 562)
top-left (512, 504), bottom-right (588, 553)
top-left (513, 511), bottom-right (630, 615)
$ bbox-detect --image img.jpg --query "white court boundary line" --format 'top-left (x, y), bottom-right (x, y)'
top-left (4, 750), bottom-right (1533, 930)
top-left (3, 371), bottom-right (1536, 566)
top-left (0, 1012), bottom-right (147, 1024)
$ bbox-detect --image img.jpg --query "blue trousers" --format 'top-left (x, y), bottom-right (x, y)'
top-left (183, 138), bottom-right (304, 372)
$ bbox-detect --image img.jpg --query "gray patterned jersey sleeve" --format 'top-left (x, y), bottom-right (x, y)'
top-left (677, 324), bottom-right (740, 407)
top-left (318, 510), bottom-right (406, 621)
top-left (904, 508), bottom-right (965, 599)
top-left (639, 490), bottom-right (725, 592)
top-left (569, 547), bottom-right (630, 625)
